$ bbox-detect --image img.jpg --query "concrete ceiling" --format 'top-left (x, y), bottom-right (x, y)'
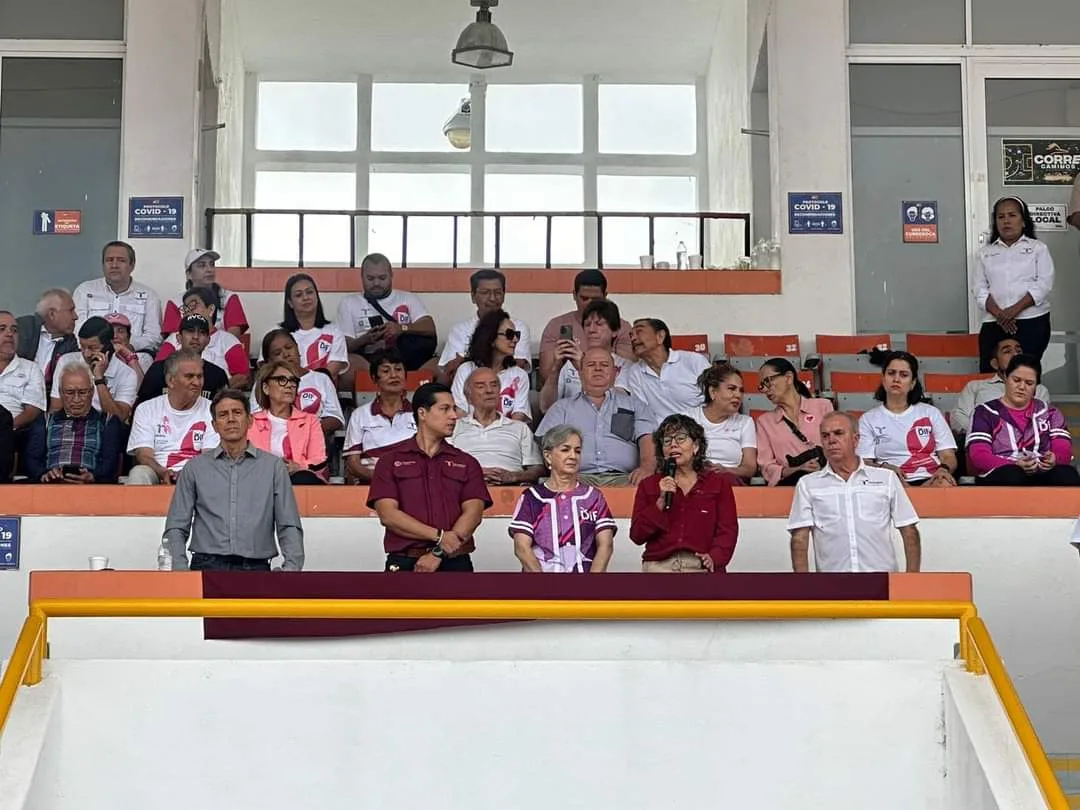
top-left (230, 0), bottom-right (724, 79)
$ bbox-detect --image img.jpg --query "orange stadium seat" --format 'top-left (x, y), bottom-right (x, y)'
top-left (828, 371), bottom-right (881, 394)
top-left (724, 333), bottom-right (801, 359)
top-left (905, 333), bottom-right (979, 358)
top-left (669, 334), bottom-right (711, 357)
top-left (814, 334), bottom-right (891, 354)
top-left (924, 373), bottom-right (984, 394)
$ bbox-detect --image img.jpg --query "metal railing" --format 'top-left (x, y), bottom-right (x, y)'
top-left (0, 597), bottom-right (1066, 809)
top-left (204, 208), bottom-right (752, 269)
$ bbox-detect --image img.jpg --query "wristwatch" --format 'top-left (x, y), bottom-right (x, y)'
top-left (430, 528), bottom-right (445, 558)
top-left (94, 378), bottom-right (107, 386)
top-left (402, 323), bottom-right (410, 333)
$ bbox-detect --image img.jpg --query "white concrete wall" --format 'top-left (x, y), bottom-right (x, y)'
top-left (767, 0), bottom-right (854, 335)
top-left (23, 657), bottom-right (946, 810)
top-left (212, 0), bottom-right (246, 261)
top-left (120, 0), bottom-right (203, 291)
top-left (4, 514), bottom-right (1080, 750)
top-left (944, 669), bottom-right (1046, 809)
top-left (706, 1), bottom-right (752, 266)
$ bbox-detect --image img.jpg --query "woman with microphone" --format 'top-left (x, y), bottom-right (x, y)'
top-left (629, 413), bottom-right (739, 573)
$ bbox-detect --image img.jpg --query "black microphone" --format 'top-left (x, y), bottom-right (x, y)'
top-left (662, 458), bottom-right (677, 511)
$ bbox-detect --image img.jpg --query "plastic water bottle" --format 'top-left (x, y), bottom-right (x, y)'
top-left (676, 241), bottom-right (688, 270)
top-left (157, 544), bottom-right (172, 572)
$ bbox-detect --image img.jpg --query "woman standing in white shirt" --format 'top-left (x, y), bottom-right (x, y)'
top-left (857, 351), bottom-right (957, 488)
top-left (973, 196), bottom-right (1054, 372)
top-left (685, 363), bottom-right (757, 482)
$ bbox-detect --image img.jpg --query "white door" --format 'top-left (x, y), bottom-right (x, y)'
top-left (966, 61), bottom-right (1080, 340)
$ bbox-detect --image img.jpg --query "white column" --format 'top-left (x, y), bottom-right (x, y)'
top-left (769, 0), bottom-right (855, 339)
top-left (119, 0), bottom-right (202, 298)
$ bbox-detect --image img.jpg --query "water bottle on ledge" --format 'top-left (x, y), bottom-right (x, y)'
top-left (157, 543), bottom-right (172, 572)
top-left (676, 241), bottom-right (688, 270)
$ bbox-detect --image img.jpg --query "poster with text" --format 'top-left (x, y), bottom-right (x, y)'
top-left (902, 200), bottom-right (938, 243)
top-left (1003, 140), bottom-right (1080, 186)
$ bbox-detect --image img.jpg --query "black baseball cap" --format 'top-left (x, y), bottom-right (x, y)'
top-left (179, 314), bottom-right (211, 334)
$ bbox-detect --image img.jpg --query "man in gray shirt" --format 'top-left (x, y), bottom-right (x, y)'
top-left (537, 347), bottom-right (658, 486)
top-left (161, 388), bottom-right (304, 571)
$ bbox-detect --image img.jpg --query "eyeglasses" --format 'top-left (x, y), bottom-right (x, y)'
top-left (499, 329), bottom-right (522, 341)
top-left (62, 388), bottom-right (92, 398)
top-left (660, 433), bottom-right (692, 447)
top-left (269, 375), bottom-right (302, 388)
top-left (758, 372), bottom-right (785, 392)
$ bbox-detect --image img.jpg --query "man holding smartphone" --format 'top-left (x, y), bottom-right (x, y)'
top-left (49, 316), bottom-right (138, 422)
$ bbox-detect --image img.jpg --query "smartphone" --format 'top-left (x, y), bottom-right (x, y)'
top-left (559, 324), bottom-right (574, 341)
top-left (61, 464), bottom-right (82, 476)
top-left (368, 315), bottom-right (384, 329)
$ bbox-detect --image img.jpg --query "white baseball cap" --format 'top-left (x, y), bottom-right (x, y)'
top-left (184, 248), bottom-right (220, 269)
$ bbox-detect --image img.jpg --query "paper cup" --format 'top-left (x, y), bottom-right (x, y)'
top-left (688, 254), bottom-right (703, 269)
top-left (88, 555), bottom-right (109, 571)
top-left (639, 255), bottom-right (654, 269)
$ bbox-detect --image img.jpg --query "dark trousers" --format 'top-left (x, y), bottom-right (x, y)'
top-left (190, 553), bottom-right (272, 571)
top-left (289, 469), bottom-right (325, 485)
top-left (385, 553), bottom-right (474, 572)
top-left (975, 464), bottom-right (1080, 487)
top-left (978, 313), bottom-right (1051, 373)
top-left (0, 407), bottom-right (12, 483)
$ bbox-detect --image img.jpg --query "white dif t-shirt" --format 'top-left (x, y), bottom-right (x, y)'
top-left (450, 362), bottom-right (532, 419)
top-left (856, 402), bottom-right (956, 482)
top-left (685, 407), bottom-right (756, 467)
top-left (292, 325), bottom-right (348, 371)
top-left (126, 395), bottom-right (221, 471)
top-left (335, 291), bottom-right (430, 337)
top-left (267, 413), bottom-right (289, 458)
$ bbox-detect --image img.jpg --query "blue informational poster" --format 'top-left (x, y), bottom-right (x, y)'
top-left (0, 517), bottom-right (20, 570)
top-left (128, 196), bottom-right (184, 239)
top-left (787, 192), bottom-right (844, 235)
top-left (902, 200), bottom-right (939, 244)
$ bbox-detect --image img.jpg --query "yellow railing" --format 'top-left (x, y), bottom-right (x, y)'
top-left (0, 597), bottom-right (1067, 809)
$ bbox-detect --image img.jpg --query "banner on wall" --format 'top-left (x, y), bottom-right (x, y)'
top-left (902, 200), bottom-right (938, 243)
top-left (1030, 203), bottom-right (1069, 232)
top-left (0, 517), bottom-right (20, 571)
top-left (128, 196), bottom-right (184, 239)
top-left (1003, 140), bottom-right (1080, 186)
top-left (787, 192), bottom-right (844, 235)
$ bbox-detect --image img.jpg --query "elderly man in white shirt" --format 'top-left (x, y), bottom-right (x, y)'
top-left (0, 311), bottom-right (46, 431)
top-left (787, 411), bottom-right (921, 573)
top-left (448, 366), bottom-right (543, 486)
top-left (622, 317), bottom-right (711, 419)
top-left (73, 241), bottom-right (163, 355)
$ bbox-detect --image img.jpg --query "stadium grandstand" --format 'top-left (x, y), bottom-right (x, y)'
top-left (3, 0), bottom-right (1080, 808)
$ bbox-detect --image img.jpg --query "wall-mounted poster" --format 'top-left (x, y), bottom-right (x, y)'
top-left (902, 200), bottom-right (938, 244)
top-left (1003, 140), bottom-right (1080, 186)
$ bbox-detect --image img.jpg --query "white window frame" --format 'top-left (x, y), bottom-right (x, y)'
top-left (243, 73), bottom-right (707, 267)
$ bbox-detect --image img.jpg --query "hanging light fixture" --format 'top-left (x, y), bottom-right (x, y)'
top-left (451, 0), bottom-right (514, 70)
top-left (443, 98), bottom-right (472, 150)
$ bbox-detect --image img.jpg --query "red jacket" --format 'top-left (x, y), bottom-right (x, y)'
top-left (629, 469), bottom-right (739, 570)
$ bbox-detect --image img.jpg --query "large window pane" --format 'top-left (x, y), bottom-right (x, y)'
top-left (371, 83), bottom-right (470, 152)
top-left (253, 171), bottom-right (356, 264)
top-left (0, 0), bottom-right (123, 39)
top-left (256, 82), bottom-right (357, 152)
top-left (848, 0), bottom-right (965, 44)
top-left (484, 174), bottom-right (584, 265)
top-left (599, 85), bottom-right (696, 155)
top-left (849, 65), bottom-right (968, 333)
top-left (597, 176), bottom-right (698, 266)
top-left (368, 172), bottom-right (470, 265)
top-left (486, 84), bottom-right (583, 153)
top-left (973, 0), bottom-right (1080, 44)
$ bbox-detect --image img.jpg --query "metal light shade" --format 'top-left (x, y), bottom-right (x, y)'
top-left (451, 10), bottom-right (513, 69)
top-left (443, 98), bottom-right (472, 149)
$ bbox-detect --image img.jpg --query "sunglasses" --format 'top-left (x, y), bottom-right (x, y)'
top-left (268, 374), bottom-right (302, 388)
top-left (757, 372), bottom-right (785, 392)
top-left (499, 329), bottom-right (522, 341)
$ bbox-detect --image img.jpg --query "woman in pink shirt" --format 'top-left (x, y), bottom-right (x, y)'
top-left (754, 357), bottom-right (834, 486)
top-left (248, 360), bottom-right (327, 484)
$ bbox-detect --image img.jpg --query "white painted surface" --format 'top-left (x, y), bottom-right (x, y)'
top-left (212, 0), bottom-right (247, 263)
top-left (0, 677), bottom-right (59, 810)
top-left (228, 0), bottom-right (725, 77)
top-left (944, 669), bottom-right (1045, 810)
top-left (4, 514), bottom-right (1080, 750)
top-left (120, 0), bottom-right (202, 291)
top-left (31, 658), bottom-right (948, 810)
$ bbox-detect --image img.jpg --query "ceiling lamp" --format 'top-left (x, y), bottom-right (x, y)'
top-left (451, 0), bottom-right (514, 70)
top-left (443, 98), bottom-right (472, 150)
